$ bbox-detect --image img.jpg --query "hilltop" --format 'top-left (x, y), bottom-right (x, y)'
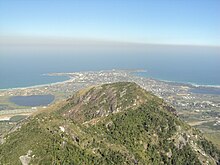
top-left (0, 82), bottom-right (220, 164)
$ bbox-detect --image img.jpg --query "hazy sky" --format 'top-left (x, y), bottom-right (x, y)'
top-left (0, 0), bottom-right (219, 46)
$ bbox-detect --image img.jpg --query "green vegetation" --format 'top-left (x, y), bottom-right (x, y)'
top-left (196, 121), bottom-right (220, 131)
top-left (9, 115), bottom-right (27, 122)
top-left (0, 122), bottom-right (14, 135)
top-left (204, 133), bottom-right (220, 150)
top-left (87, 103), bottom-right (200, 164)
top-left (0, 96), bottom-right (29, 110)
top-left (0, 82), bottom-right (220, 164)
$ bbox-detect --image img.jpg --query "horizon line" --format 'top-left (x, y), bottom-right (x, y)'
top-left (0, 35), bottom-right (220, 48)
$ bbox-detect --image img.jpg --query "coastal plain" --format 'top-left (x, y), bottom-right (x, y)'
top-left (0, 70), bottom-right (220, 147)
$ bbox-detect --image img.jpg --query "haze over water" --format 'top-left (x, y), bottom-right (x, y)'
top-left (1, 43), bottom-right (220, 89)
top-left (0, 0), bottom-right (219, 89)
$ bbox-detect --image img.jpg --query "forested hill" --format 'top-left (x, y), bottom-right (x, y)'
top-left (0, 82), bottom-right (220, 164)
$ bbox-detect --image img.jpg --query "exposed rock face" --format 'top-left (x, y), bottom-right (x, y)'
top-left (163, 105), bottom-right (178, 116)
top-left (0, 137), bottom-right (5, 145)
top-left (19, 150), bottom-right (32, 165)
top-left (63, 82), bottom-right (157, 123)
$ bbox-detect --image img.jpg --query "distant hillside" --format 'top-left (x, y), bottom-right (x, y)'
top-left (0, 82), bottom-right (220, 164)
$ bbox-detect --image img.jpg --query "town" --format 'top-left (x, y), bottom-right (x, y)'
top-left (0, 69), bottom-right (220, 140)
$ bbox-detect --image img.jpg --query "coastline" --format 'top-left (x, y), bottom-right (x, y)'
top-left (155, 78), bottom-right (220, 88)
top-left (0, 75), bottom-right (73, 91)
top-left (133, 71), bottom-right (220, 88)
top-left (1, 70), bottom-right (220, 91)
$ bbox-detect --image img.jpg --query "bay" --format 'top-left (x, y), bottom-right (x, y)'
top-left (0, 45), bottom-right (220, 89)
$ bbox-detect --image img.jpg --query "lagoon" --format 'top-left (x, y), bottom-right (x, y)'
top-left (9, 95), bottom-right (55, 107)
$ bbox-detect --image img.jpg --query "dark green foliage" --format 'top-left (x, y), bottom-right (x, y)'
top-left (170, 144), bottom-right (201, 165)
top-left (198, 139), bottom-right (220, 162)
top-left (0, 82), bottom-right (220, 164)
top-left (87, 103), bottom-right (200, 164)
top-left (9, 115), bottom-right (27, 122)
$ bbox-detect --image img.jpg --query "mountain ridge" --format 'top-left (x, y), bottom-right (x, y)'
top-left (0, 82), bottom-right (220, 164)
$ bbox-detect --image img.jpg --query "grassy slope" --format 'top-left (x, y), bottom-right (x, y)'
top-left (204, 133), bottom-right (220, 150)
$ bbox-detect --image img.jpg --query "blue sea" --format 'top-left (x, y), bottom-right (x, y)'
top-left (0, 45), bottom-right (220, 89)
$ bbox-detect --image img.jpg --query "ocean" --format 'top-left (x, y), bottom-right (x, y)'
top-left (0, 45), bottom-right (220, 89)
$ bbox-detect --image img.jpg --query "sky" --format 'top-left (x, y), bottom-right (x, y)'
top-left (0, 0), bottom-right (219, 46)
